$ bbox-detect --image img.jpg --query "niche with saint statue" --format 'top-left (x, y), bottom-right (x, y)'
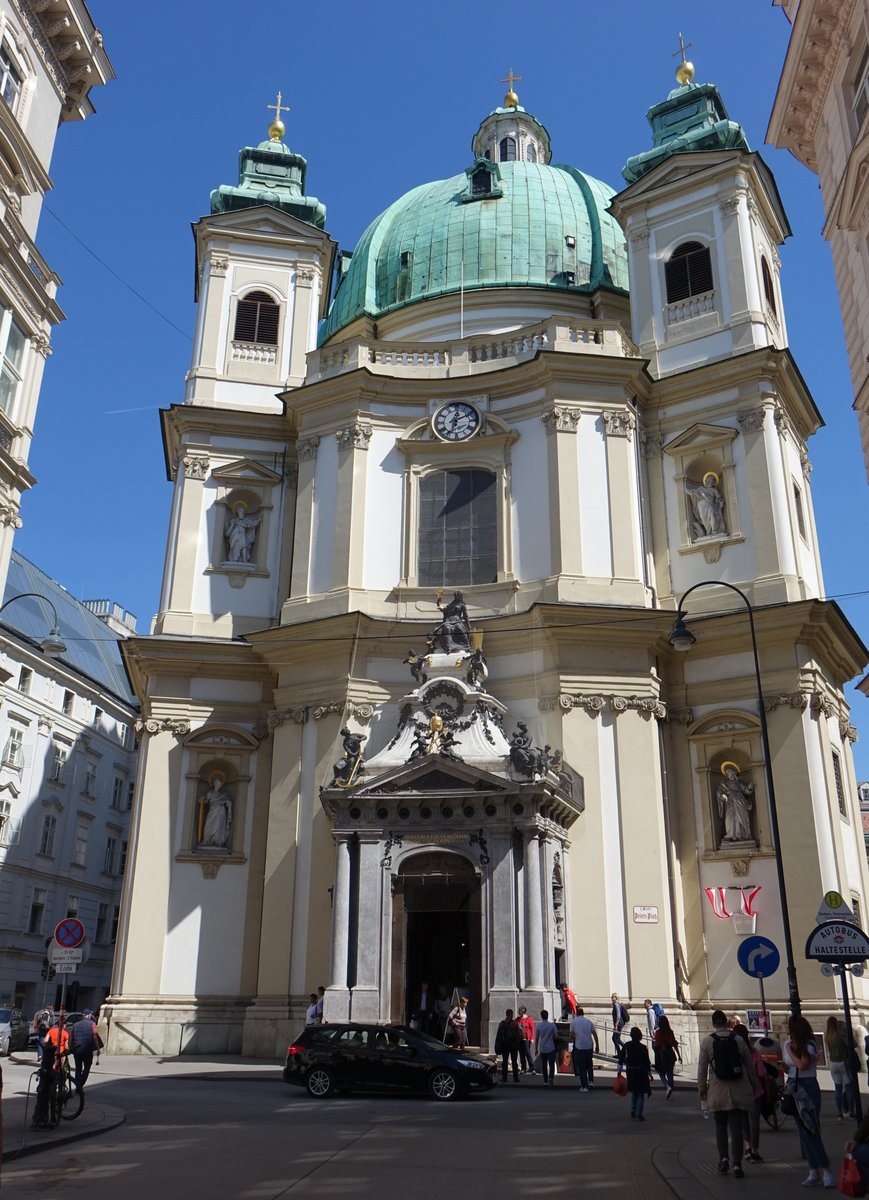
top-left (193, 762), bottom-right (236, 854)
top-left (222, 488), bottom-right (263, 571)
top-left (685, 465), bottom-right (727, 542)
top-left (712, 758), bottom-right (757, 851)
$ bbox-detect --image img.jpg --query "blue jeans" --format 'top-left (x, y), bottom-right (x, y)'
top-left (795, 1078), bottom-right (830, 1170)
top-left (572, 1047), bottom-right (594, 1087)
top-left (631, 1091), bottom-right (646, 1117)
top-left (540, 1051), bottom-right (556, 1082)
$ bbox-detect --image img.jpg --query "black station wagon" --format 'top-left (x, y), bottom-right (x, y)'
top-left (283, 1023), bottom-right (497, 1101)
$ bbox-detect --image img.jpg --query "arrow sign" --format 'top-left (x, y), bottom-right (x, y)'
top-left (737, 935), bottom-right (781, 979)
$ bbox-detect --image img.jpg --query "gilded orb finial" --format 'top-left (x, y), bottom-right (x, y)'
top-left (500, 67), bottom-right (522, 109)
top-left (267, 90), bottom-right (290, 143)
top-left (672, 32), bottom-right (695, 86)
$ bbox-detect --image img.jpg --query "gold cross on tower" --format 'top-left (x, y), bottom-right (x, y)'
top-left (500, 67), bottom-right (522, 108)
top-left (267, 90), bottom-right (290, 141)
top-left (671, 32), bottom-right (695, 86)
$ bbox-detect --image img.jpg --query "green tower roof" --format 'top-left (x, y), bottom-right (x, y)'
top-left (622, 81), bottom-right (750, 184)
top-left (210, 135), bottom-right (326, 228)
top-left (320, 158), bottom-right (628, 343)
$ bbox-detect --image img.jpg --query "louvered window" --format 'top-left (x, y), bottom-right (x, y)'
top-left (471, 167), bottom-right (491, 197)
top-left (664, 241), bottom-right (713, 303)
top-left (499, 136), bottom-right (517, 162)
top-left (233, 291), bottom-right (279, 345)
top-left (526, 143), bottom-right (537, 162)
top-left (854, 47), bottom-right (869, 128)
top-left (761, 256), bottom-right (777, 315)
top-left (418, 469), bottom-right (497, 587)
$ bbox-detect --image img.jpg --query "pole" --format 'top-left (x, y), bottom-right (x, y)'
top-left (672, 581), bottom-right (802, 1016)
top-left (758, 975), bottom-right (767, 1025)
top-left (840, 968), bottom-right (863, 1124)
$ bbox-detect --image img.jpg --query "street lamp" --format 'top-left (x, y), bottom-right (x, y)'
top-left (668, 579), bottom-right (802, 1017)
top-left (0, 592), bottom-right (67, 658)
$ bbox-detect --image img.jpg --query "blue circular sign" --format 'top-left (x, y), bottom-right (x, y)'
top-left (737, 935), bottom-right (781, 979)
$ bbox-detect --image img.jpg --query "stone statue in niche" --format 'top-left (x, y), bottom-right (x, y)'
top-left (198, 773), bottom-right (233, 849)
top-left (332, 727), bottom-right (366, 788)
top-left (431, 590), bottom-right (471, 653)
top-left (716, 761), bottom-right (755, 844)
top-left (224, 502), bottom-right (262, 564)
top-left (686, 471), bottom-right (727, 538)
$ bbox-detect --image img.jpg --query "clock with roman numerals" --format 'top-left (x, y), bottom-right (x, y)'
top-left (432, 402), bottom-right (481, 442)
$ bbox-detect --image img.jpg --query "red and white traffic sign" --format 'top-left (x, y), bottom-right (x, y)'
top-left (54, 918), bottom-right (85, 949)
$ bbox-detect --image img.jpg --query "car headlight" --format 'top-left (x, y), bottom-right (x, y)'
top-left (456, 1058), bottom-right (487, 1069)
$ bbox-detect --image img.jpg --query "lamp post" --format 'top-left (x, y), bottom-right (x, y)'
top-left (668, 579), bottom-right (801, 1016)
top-left (0, 592), bottom-right (67, 657)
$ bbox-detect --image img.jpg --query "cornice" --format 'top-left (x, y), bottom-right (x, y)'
top-left (13, 0), bottom-right (115, 120)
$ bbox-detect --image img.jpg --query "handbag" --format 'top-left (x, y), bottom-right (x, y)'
top-left (838, 1156), bottom-right (866, 1198)
top-left (780, 1067), bottom-right (799, 1116)
top-left (612, 1074), bottom-right (628, 1097)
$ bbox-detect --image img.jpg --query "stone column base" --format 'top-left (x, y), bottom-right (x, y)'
top-left (323, 986), bottom-right (350, 1023)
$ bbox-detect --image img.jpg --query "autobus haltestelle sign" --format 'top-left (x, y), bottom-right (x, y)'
top-left (805, 921), bottom-right (869, 962)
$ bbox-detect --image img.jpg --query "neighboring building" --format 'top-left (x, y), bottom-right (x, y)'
top-left (0, 551), bottom-right (136, 1016)
top-left (768, 0), bottom-right (869, 479)
top-left (108, 68), bottom-right (868, 1058)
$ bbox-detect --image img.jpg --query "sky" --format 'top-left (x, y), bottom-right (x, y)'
top-left (16, 1), bottom-right (869, 774)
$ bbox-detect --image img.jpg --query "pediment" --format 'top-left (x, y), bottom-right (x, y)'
top-left (184, 724), bottom-right (260, 750)
top-left (825, 133), bottom-right (869, 234)
top-left (620, 150), bottom-right (745, 201)
top-left (688, 709), bottom-right (761, 738)
top-left (664, 422), bottom-right (737, 456)
top-left (350, 758), bottom-right (511, 797)
top-left (198, 205), bottom-right (331, 246)
top-left (210, 458), bottom-right (283, 486)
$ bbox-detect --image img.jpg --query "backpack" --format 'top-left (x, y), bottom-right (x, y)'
top-left (711, 1032), bottom-right (743, 1080)
top-left (652, 1003), bottom-right (665, 1020)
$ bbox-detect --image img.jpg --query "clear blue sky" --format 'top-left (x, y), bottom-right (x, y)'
top-left (18, 1), bottom-right (869, 774)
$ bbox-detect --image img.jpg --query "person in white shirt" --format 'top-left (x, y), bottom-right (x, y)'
top-left (304, 993), bottom-right (319, 1025)
top-left (570, 1008), bottom-right (599, 1090)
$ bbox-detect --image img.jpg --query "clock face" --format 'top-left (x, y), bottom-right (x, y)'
top-left (432, 402), bottom-right (481, 442)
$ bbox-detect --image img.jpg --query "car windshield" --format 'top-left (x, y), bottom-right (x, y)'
top-left (0, 1009), bottom-right (11, 1021)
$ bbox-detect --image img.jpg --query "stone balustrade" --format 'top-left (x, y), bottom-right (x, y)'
top-left (665, 289), bottom-right (716, 326)
top-left (231, 340), bottom-right (277, 365)
top-left (307, 317), bottom-right (639, 382)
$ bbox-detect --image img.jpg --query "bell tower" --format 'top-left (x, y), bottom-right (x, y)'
top-left (611, 52), bottom-right (790, 379)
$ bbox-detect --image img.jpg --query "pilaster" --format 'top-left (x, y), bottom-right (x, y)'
top-left (541, 406), bottom-right (582, 577)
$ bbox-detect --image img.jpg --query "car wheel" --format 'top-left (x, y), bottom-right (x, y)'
top-left (429, 1069), bottom-right (459, 1101)
top-left (305, 1067), bottom-right (336, 1098)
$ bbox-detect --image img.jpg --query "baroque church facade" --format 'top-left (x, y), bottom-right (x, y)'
top-left (108, 64), bottom-right (869, 1056)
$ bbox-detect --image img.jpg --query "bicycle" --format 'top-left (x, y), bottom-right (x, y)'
top-left (31, 1052), bottom-right (84, 1128)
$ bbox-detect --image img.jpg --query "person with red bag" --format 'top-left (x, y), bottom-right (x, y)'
top-left (845, 1109), bottom-right (869, 1193)
top-left (618, 1026), bottom-right (653, 1121)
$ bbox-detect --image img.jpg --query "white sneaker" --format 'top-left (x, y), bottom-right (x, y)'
top-left (822, 1172), bottom-right (836, 1189)
top-left (802, 1175), bottom-right (822, 1188)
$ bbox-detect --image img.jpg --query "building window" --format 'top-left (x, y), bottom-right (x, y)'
top-left (103, 835), bottom-right (117, 875)
top-left (761, 256), bottom-right (777, 316)
top-left (38, 814), bottom-right (57, 857)
top-left (499, 136), bottom-right (516, 162)
top-left (127, 780), bottom-right (135, 811)
top-left (95, 902), bottom-right (108, 944)
top-left (833, 750), bottom-right (847, 818)
top-left (111, 776), bottom-right (125, 809)
top-left (66, 894), bottom-right (79, 918)
top-left (111, 905), bottom-right (120, 943)
top-left (3, 726), bottom-right (23, 767)
top-left (28, 887), bottom-right (46, 934)
top-left (0, 315), bottom-right (26, 415)
top-left (93, 706), bottom-right (102, 728)
top-left (418, 469), bottom-right (497, 587)
top-left (84, 761), bottom-right (98, 797)
top-left (853, 895), bottom-right (863, 928)
top-left (793, 482), bottom-right (807, 541)
top-left (233, 291), bottom-right (279, 345)
top-left (664, 241), bottom-right (714, 304)
top-left (0, 47), bottom-right (22, 113)
top-left (853, 46), bottom-right (869, 129)
top-left (17, 666), bottom-right (31, 694)
top-left (526, 143), bottom-right (537, 162)
top-left (50, 743), bottom-right (68, 783)
top-left (119, 839), bottom-right (128, 875)
top-left (0, 797), bottom-right (10, 843)
top-left (73, 821), bottom-right (88, 867)
top-left (471, 167), bottom-right (491, 197)
top-left (62, 690), bottom-right (74, 716)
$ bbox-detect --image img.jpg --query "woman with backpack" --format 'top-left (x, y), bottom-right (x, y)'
top-left (784, 1014), bottom-right (835, 1188)
top-left (653, 1014), bottom-right (681, 1098)
top-left (697, 1010), bottom-right (757, 1178)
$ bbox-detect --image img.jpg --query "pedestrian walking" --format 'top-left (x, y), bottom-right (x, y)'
top-left (570, 1007), bottom-right (599, 1090)
top-left (495, 1008), bottom-right (523, 1083)
top-left (697, 1009), bottom-right (757, 1178)
top-left (517, 1006), bottom-right (535, 1073)
top-left (447, 995), bottom-right (470, 1048)
top-left (783, 1014), bottom-right (835, 1188)
top-left (653, 1014), bottom-right (681, 1097)
top-left (644, 998), bottom-right (664, 1039)
top-left (825, 1016), bottom-right (855, 1120)
top-left (619, 1026), bottom-right (653, 1121)
top-left (611, 993), bottom-right (629, 1056)
top-left (535, 1009), bottom-right (558, 1087)
top-left (68, 1009), bottom-right (102, 1093)
top-left (559, 983), bottom-right (578, 1020)
top-left (733, 1022), bottom-right (766, 1163)
top-left (304, 993), bottom-right (319, 1025)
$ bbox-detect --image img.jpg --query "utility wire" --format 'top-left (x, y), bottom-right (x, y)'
top-left (42, 204), bottom-right (192, 341)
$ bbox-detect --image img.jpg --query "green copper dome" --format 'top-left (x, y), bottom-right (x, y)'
top-left (320, 159), bottom-right (629, 344)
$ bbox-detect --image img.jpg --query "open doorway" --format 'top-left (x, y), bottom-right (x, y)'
top-left (393, 852), bottom-right (481, 1044)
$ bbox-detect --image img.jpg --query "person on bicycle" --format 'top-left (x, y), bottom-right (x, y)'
top-left (31, 1021), bottom-right (69, 1129)
top-left (69, 1009), bottom-right (101, 1093)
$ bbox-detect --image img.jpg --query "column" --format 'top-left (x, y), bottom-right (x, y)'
top-left (524, 830), bottom-right (545, 990)
top-left (350, 833), bottom-right (382, 1021)
top-left (324, 834), bottom-right (352, 1022)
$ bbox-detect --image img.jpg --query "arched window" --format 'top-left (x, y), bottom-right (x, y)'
top-left (664, 241), bottom-right (713, 304)
top-left (233, 290), bottom-right (279, 345)
top-left (471, 167), bottom-right (492, 198)
top-left (761, 256), bottom-right (777, 315)
top-left (526, 143), bottom-right (537, 163)
top-left (499, 136), bottom-right (517, 162)
top-left (418, 469), bottom-right (497, 587)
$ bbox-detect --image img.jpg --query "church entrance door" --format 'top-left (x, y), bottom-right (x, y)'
top-left (393, 852), bottom-right (481, 1045)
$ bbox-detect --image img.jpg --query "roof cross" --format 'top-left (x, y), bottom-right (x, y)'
top-left (267, 91), bottom-right (290, 125)
top-left (500, 68), bottom-right (522, 93)
top-left (671, 32), bottom-right (693, 64)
